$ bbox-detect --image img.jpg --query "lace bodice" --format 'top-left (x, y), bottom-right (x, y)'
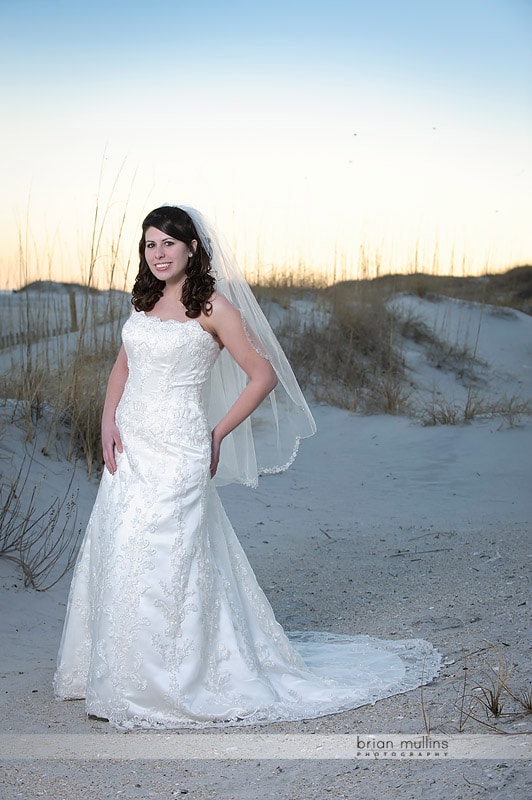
top-left (123, 310), bottom-right (219, 393)
top-left (115, 312), bottom-right (221, 457)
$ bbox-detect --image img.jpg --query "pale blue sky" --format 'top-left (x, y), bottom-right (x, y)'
top-left (1, 0), bottom-right (530, 285)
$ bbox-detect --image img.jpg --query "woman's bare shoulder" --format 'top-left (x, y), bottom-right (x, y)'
top-left (208, 292), bottom-right (239, 319)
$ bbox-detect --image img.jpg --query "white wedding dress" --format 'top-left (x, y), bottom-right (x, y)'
top-left (54, 311), bottom-right (440, 730)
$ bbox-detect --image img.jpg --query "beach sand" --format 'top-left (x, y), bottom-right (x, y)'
top-left (0, 292), bottom-right (530, 798)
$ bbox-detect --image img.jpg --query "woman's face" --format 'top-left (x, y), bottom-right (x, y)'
top-left (144, 226), bottom-right (196, 285)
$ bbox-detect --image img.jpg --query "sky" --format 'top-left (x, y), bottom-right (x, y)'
top-left (0, 0), bottom-right (531, 287)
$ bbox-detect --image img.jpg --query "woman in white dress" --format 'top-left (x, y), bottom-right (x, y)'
top-left (54, 206), bottom-right (440, 730)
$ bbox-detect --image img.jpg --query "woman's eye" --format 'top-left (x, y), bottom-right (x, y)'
top-left (163, 241), bottom-right (175, 247)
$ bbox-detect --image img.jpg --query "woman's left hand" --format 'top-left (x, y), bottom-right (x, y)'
top-left (210, 430), bottom-right (222, 478)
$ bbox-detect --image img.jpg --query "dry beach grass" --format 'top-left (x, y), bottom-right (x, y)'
top-left (2, 265), bottom-right (530, 473)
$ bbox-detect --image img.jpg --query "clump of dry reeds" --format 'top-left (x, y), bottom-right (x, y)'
top-left (427, 646), bottom-right (532, 734)
top-left (273, 291), bottom-right (410, 414)
top-left (0, 288), bottom-right (128, 473)
top-left (0, 428), bottom-right (83, 590)
top-left (420, 393), bottom-right (531, 427)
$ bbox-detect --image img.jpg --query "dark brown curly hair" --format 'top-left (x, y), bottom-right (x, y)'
top-left (132, 206), bottom-right (216, 318)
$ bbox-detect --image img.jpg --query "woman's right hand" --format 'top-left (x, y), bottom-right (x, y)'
top-left (102, 419), bottom-right (123, 474)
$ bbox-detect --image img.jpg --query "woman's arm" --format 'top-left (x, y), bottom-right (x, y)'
top-left (101, 344), bottom-right (129, 474)
top-left (203, 294), bottom-right (278, 478)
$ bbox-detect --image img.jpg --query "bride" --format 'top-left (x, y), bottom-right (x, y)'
top-left (54, 205), bottom-right (440, 730)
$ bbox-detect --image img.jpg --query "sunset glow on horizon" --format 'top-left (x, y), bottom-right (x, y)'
top-left (0, 0), bottom-right (530, 289)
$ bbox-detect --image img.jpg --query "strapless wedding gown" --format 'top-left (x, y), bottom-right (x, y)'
top-left (54, 311), bottom-right (440, 730)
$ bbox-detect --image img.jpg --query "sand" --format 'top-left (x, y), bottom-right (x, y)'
top-left (0, 292), bottom-right (530, 798)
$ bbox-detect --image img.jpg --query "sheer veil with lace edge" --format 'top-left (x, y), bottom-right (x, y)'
top-left (177, 205), bottom-right (316, 487)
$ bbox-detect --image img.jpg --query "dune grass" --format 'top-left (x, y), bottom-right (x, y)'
top-left (253, 264), bottom-right (531, 422)
top-left (0, 287), bottom-right (128, 472)
top-left (268, 288), bottom-right (410, 414)
top-left (1, 264), bottom-right (530, 477)
top-left (1, 184), bottom-right (132, 473)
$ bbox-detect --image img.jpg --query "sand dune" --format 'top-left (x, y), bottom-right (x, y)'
top-left (0, 287), bottom-right (530, 799)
